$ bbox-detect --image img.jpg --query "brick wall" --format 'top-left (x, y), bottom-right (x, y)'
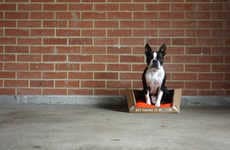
top-left (0, 0), bottom-right (229, 96)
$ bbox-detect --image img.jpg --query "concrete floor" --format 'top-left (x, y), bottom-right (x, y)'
top-left (0, 104), bottom-right (229, 150)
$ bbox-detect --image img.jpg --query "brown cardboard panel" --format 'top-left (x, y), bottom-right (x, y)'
top-left (126, 89), bottom-right (182, 113)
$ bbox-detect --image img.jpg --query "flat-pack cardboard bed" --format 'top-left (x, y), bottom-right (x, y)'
top-left (126, 89), bottom-right (182, 113)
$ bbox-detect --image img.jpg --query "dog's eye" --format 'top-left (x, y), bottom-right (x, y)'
top-left (157, 53), bottom-right (162, 60)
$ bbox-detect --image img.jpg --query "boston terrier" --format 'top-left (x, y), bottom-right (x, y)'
top-left (142, 43), bottom-right (168, 107)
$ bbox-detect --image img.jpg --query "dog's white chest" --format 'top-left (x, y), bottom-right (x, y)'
top-left (145, 67), bottom-right (165, 94)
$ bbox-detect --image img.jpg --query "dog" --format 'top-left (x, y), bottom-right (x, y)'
top-left (142, 43), bottom-right (168, 107)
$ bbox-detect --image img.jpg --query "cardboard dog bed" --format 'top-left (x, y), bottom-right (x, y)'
top-left (126, 89), bottom-right (182, 113)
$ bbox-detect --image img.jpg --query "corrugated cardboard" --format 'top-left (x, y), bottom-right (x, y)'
top-left (126, 89), bottom-right (182, 113)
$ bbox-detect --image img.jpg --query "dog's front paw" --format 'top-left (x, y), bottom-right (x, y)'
top-left (155, 102), bottom-right (160, 107)
top-left (145, 95), bottom-right (151, 105)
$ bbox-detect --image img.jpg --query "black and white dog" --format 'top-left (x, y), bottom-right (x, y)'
top-left (142, 43), bottom-right (168, 107)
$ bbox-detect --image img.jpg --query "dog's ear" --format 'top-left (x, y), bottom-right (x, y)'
top-left (158, 43), bottom-right (167, 56)
top-left (145, 43), bottom-right (153, 65)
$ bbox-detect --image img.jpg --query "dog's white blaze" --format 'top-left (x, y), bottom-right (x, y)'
top-left (153, 52), bottom-right (157, 60)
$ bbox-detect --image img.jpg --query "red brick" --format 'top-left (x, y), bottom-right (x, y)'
top-left (171, 56), bottom-right (197, 63)
top-left (94, 21), bottom-right (118, 28)
top-left (183, 90), bottom-right (197, 96)
top-left (5, 80), bottom-right (28, 87)
top-left (43, 38), bottom-right (67, 45)
top-left (212, 82), bottom-right (230, 89)
top-left (172, 73), bottom-right (197, 80)
top-left (68, 89), bottom-right (92, 95)
top-left (44, 4), bottom-right (67, 11)
top-left (107, 81), bottom-right (131, 88)
top-left (70, 4), bottom-right (92, 10)
top-left (82, 12), bottom-right (106, 19)
top-left (94, 38), bottom-right (118, 45)
top-left (120, 56), bottom-right (144, 63)
top-left (159, 30), bottom-right (184, 37)
top-left (148, 38), bottom-right (170, 45)
top-left (107, 64), bottom-right (131, 71)
top-left (172, 38), bottom-right (196, 46)
top-left (81, 47), bottom-right (106, 54)
top-left (212, 65), bottom-right (230, 73)
top-left (185, 47), bottom-right (211, 55)
top-left (30, 46), bottom-right (54, 54)
top-left (4, 63), bottom-right (28, 71)
top-left (120, 73), bottom-right (141, 80)
top-left (69, 72), bottom-right (93, 79)
top-left (55, 46), bottom-right (80, 54)
top-left (81, 30), bottom-right (106, 37)
top-left (0, 55), bottom-right (16, 61)
top-left (18, 21), bottom-right (41, 28)
top-left (133, 81), bottom-right (142, 89)
top-left (94, 89), bottom-right (119, 96)
top-left (81, 64), bottom-right (105, 71)
top-left (69, 38), bottom-right (92, 45)
top-left (0, 4), bottom-right (16, 10)
top-left (0, 88), bottom-right (15, 95)
top-left (43, 72), bottom-right (67, 79)
top-left (120, 38), bottom-right (144, 46)
top-left (17, 72), bottom-right (41, 79)
top-left (18, 38), bottom-right (41, 45)
top-left (17, 88), bottom-right (41, 95)
top-left (107, 12), bottom-right (131, 19)
top-left (18, 55), bottom-right (41, 62)
top-left (43, 55), bottom-right (66, 62)
top-left (160, 12), bottom-right (184, 19)
top-left (6, 29), bottom-right (29, 36)
top-left (55, 81), bottom-right (79, 88)
top-left (146, 21), bottom-right (170, 28)
top-left (6, 12), bottom-right (28, 19)
top-left (31, 29), bottom-right (55, 36)
top-left (185, 81), bottom-right (211, 89)
top-left (94, 55), bottom-right (119, 63)
top-left (199, 73), bottom-right (224, 80)
top-left (69, 55), bottom-right (92, 62)
top-left (43, 89), bottom-right (67, 95)
top-left (0, 38), bottom-right (16, 44)
top-left (0, 21), bottom-right (16, 27)
top-left (30, 80), bottom-right (54, 88)
top-left (134, 12), bottom-right (157, 19)
top-left (69, 21), bottom-right (92, 28)
top-left (120, 4), bottom-right (144, 11)
top-left (198, 20), bottom-right (223, 28)
top-left (82, 81), bottom-right (105, 88)
top-left (30, 12), bottom-right (54, 19)
top-left (31, 0), bottom-right (54, 2)
top-left (198, 90), bottom-right (225, 96)
top-left (95, 4), bottom-right (119, 11)
top-left (107, 47), bottom-right (132, 54)
top-left (198, 56), bottom-right (223, 63)
top-left (120, 21), bottom-right (144, 28)
top-left (185, 64), bottom-right (211, 72)
top-left (133, 30), bottom-right (157, 36)
top-left (30, 63), bottom-right (54, 71)
top-left (18, 4), bottom-right (41, 10)
top-left (164, 64), bottom-right (184, 72)
top-left (94, 72), bottom-right (118, 80)
top-left (166, 46), bottom-right (185, 54)
top-left (167, 81), bottom-right (185, 89)
top-left (5, 46), bottom-right (29, 53)
top-left (44, 21), bottom-right (67, 27)
top-left (0, 72), bottom-right (15, 78)
top-left (56, 64), bottom-right (80, 71)
top-left (132, 64), bottom-right (146, 72)
top-left (56, 29), bottom-right (80, 36)
top-left (146, 4), bottom-right (169, 11)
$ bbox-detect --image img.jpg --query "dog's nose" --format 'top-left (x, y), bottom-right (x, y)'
top-left (151, 60), bottom-right (159, 68)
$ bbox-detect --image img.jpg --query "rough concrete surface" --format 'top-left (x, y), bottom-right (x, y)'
top-left (0, 104), bottom-right (229, 150)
